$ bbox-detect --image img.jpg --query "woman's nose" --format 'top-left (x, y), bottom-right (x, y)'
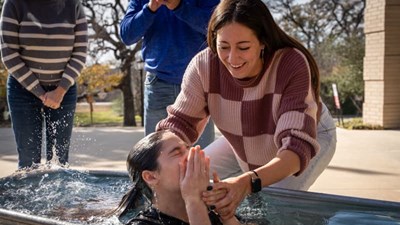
top-left (227, 49), bottom-right (238, 62)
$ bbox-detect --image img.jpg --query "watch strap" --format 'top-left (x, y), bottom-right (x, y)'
top-left (250, 170), bottom-right (262, 193)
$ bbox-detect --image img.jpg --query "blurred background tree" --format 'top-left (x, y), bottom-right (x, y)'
top-left (264, 0), bottom-right (365, 115)
top-left (77, 64), bottom-right (123, 124)
top-left (0, 0), bottom-right (366, 127)
top-left (82, 0), bottom-right (141, 126)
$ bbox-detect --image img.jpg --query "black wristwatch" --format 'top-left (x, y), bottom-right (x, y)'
top-left (249, 170), bottom-right (262, 193)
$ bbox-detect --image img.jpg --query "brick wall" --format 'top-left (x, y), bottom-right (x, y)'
top-left (363, 0), bottom-right (400, 128)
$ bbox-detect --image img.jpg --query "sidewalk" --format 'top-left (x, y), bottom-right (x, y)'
top-left (1, 127), bottom-right (399, 203)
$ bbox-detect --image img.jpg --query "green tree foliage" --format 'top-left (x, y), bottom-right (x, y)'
top-left (321, 35), bottom-right (364, 115)
top-left (78, 64), bottom-right (123, 96)
top-left (77, 64), bottom-right (123, 124)
top-left (264, 0), bottom-right (365, 115)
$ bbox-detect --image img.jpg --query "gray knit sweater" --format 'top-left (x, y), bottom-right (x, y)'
top-left (1, 0), bottom-right (88, 98)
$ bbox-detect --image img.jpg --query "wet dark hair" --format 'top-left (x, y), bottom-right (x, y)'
top-left (207, 0), bottom-right (320, 101)
top-left (112, 130), bottom-right (168, 217)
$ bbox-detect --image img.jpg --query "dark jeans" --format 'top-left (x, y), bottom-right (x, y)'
top-left (7, 76), bottom-right (77, 169)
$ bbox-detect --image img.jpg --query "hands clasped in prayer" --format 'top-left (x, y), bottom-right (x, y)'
top-left (180, 145), bottom-right (238, 222)
top-left (182, 145), bottom-right (238, 224)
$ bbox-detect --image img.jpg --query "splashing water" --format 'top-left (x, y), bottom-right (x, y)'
top-left (0, 169), bottom-right (399, 225)
top-left (0, 168), bottom-right (130, 224)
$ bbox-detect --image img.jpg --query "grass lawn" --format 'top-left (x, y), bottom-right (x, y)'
top-left (74, 111), bottom-right (124, 127)
top-left (336, 117), bottom-right (383, 130)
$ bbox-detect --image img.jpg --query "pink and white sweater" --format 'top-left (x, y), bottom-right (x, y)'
top-left (157, 47), bottom-right (320, 175)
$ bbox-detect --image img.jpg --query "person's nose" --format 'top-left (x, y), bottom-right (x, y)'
top-left (227, 49), bottom-right (239, 63)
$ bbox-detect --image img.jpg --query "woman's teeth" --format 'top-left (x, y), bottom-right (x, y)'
top-left (230, 63), bottom-right (244, 68)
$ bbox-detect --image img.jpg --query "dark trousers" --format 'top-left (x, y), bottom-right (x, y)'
top-left (7, 76), bottom-right (77, 169)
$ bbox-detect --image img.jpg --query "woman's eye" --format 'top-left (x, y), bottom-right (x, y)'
top-left (172, 148), bottom-right (186, 156)
top-left (239, 47), bottom-right (250, 51)
top-left (218, 46), bottom-right (229, 50)
top-left (175, 149), bottom-right (182, 155)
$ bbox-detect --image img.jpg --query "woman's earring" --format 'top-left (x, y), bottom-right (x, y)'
top-left (152, 189), bottom-right (159, 207)
top-left (260, 48), bottom-right (265, 59)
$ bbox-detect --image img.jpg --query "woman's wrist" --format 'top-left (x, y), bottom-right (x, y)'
top-left (183, 195), bottom-right (205, 206)
top-left (185, 200), bottom-right (210, 225)
top-left (39, 94), bottom-right (46, 102)
top-left (56, 86), bottom-right (66, 94)
top-left (240, 172), bottom-right (253, 196)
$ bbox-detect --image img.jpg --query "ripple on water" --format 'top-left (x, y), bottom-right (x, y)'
top-left (1, 167), bottom-right (399, 225)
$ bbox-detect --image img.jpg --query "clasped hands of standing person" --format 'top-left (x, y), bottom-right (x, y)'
top-left (148, 0), bottom-right (181, 12)
top-left (39, 86), bottom-right (67, 109)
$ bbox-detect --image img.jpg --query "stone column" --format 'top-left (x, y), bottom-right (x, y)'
top-left (363, 0), bottom-right (400, 128)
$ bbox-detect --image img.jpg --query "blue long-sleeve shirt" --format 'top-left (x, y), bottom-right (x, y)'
top-left (120, 0), bottom-right (219, 84)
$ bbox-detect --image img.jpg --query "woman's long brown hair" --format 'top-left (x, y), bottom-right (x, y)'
top-left (207, 0), bottom-right (320, 101)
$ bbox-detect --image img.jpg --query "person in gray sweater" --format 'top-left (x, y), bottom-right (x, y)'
top-left (1, 0), bottom-right (88, 169)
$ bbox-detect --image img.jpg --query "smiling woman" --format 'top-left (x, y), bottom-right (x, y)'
top-left (156, 0), bottom-right (337, 220)
top-left (216, 22), bottom-right (265, 80)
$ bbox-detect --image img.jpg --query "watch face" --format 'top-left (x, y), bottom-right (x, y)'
top-left (251, 178), bottom-right (262, 193)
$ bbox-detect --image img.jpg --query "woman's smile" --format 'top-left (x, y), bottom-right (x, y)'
top-left (216, 22), bottom-right (264, 80)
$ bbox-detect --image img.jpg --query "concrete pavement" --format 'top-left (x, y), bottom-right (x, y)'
top-left (1, 127), bottom-right (399, 203)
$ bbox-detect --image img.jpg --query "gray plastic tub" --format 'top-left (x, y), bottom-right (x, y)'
top-left (1, 168), bottom-right (399, 225)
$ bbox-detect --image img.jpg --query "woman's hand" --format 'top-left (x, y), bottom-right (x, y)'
top-left (162, 0), bottom-right (181, 10)
top-left (202, 172), bottom-right (227, 207)
top-left (148, 0), bottom-right (163, 12)
top-left (180, 146), bottom-right (212, 225)
top-left (203, 172), bottom-right (243, 224)
top-left (179, 145), bottom-right (210, 204)
top-left (43, 87), bottom-right (66, 109)
top-left (203, 174), bottom-right (251, 221)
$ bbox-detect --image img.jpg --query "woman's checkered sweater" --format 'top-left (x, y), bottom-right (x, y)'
top-left (1, 0), bottom-right (87, 98)
top-left (157, 47), bottom-right (320, 175)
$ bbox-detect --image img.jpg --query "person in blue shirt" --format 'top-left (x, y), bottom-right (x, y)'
top-left (120, 0), bottom-right (219, 147)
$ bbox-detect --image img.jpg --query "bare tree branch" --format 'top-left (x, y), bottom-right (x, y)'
top-left (82, 0), bottom-right (140, 126)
